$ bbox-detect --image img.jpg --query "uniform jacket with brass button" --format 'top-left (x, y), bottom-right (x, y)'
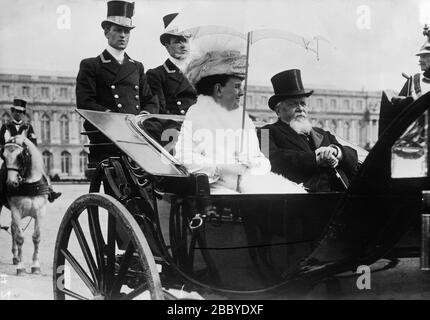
top-left (76, 50), bottom-right (159, 115)
top-left (146, 59), bottom-right (197, 115)
top-left (76, 50), bottom-right (159, 163)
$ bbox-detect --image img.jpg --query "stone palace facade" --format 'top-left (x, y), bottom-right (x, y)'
top-left (0, 73), bottom-right (382, 179)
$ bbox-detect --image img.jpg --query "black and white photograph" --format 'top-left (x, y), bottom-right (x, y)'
top-left (0, 0), bottom-right (430, 304)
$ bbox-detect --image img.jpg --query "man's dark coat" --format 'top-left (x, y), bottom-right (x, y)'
top-left (0, 120), bottom-right (37, 146)
top-left (262, 120), bottom-right (358, 192)
top-left (146, 59), bottom-right (197, 115)
top-left (76, 50), bottom-right (159, 164)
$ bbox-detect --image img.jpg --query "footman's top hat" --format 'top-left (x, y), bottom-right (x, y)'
top-left (101, 1), bottom-right (135, 30)
top-left (416, 25), bottom-right (430, 56)
top-left (12, 99), bottom-right (27, 113)
top-left (268, 69), bottom-right (313, 110)
top-left (160, 13), bottom-right (191, 45)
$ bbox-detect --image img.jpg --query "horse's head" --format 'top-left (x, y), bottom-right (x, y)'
top-left (2, 135), bottom-right (32, 189)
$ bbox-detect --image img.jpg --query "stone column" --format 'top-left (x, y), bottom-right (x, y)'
top-left (33, 110), bottom-right (41, 141)
top-left (70, 112), bottom-right (79, 144)
top-left (51, 111), bottom-right (60, 144)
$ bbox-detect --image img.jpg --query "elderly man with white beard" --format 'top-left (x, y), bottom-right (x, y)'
top-left (262, 69), bottom-right (358, 192)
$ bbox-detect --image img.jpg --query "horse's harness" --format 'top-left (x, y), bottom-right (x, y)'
top-left (1, 137), bottom-right (50, 197)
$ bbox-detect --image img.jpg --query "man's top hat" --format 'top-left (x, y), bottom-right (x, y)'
top-left (101, 1), bottom-right (135, 30)
top-left (12, 99), bottom-right (27, 113)
top-left (268, 69), bottom-right (313, 110)
top-left (160, 13), bottom-right (191, 45)
top-left (417, 25), bottom-right (430, 56)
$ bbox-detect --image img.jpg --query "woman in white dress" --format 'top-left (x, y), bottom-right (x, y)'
top-left (174, 50), bottom-right (306, 195)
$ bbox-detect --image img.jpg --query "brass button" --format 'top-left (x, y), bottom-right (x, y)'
top-left (135, 95), bottom-right (139, 100)
top-left (111, 85), bottom-right (116, 89)
top-left (134, 85), bottom-right (139, 90)
top-left (136, 105), bottom-right (140, 109)
top-left (180, 109), bottom-right (185, 115)
top-left (177, 101), bottom-right (182, 106)
top-left (117, 103), bottom-right (122, 108)
top-left (114, 94), bottom-right (119, 99)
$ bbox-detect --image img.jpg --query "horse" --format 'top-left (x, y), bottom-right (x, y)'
top-left (1, 134), bottom-right (49, 275)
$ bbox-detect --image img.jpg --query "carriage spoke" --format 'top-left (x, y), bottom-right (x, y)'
top-left (71, 219), bottom-right (100, 288)
top-left (110, 241), bottom-right (135, 297)
top-left (105, 212), bottom-right (117, 294)
top-left (59, 288), bottom-right (89, 301)
top-left (88, 206), bottom-right (106, 281)
top-left (61, 248), bottom-right (98, 296)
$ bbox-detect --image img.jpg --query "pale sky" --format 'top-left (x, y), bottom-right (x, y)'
top-left (0, 0), bottom-right (429, 92)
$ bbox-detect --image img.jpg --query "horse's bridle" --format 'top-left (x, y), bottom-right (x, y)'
top-left (2, 139), bottom-right (31, 182)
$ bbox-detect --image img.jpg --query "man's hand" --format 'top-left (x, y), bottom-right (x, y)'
top-left (315, 146), bottom-right (339, 168)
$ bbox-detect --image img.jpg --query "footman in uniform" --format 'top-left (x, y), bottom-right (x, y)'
top-left (76, 0), bottom-right (158, 165)
top-left (147, 13), bottom-right (197, 115)
top-left (0, 99), bottom-right (61, 203)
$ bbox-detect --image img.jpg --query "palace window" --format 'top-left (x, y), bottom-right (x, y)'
top-left (329, 120), bottom-right (337, 132)
top-left (246, 95), bottom-right (253, 108)
top-left (330, 99), bottom-right (337, 111)
top-left (41, 87), bottom-right (49, 98)
top-left (59, 87), bottom-right (68, 98)
top-left (356, 100), bottom-right (363, 112)
top-left (359, 120), bottom-right (367, 147)
top-left (343, 121), bottom-right (351, 141)
top-left (61, 151), bottom-right (71, 175)
top-left (22, 86), bottom-right (30, 97)
top-left (1, 85), bottom-right (10, 97)
top-left (343, 99), bottom-right (350, 111)
top-left (78, 117), bottom-right (87, 144)
top-left (42, 150), bottom-right (53, 174)
top-left (317, 98), bottom-right (323, 110)
top-left (60, 114), bottom-right (69, 143)
top-left (79, 150), bottom-right (88, 173)
top-left (40, 113), bottom-right (51, 143)
top-left (261, 96), bottom-right (268, 108)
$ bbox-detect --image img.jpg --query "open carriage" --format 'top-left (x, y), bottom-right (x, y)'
top-left (52, 91), bottom-right (430, 300)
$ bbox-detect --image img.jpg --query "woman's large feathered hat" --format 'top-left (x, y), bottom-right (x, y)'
top-left (185, 50), bottom-right (246, 86)
top-left (416, 25), bottom-right (430, 56)
top-left (101, 1), bottom-right (135, 30)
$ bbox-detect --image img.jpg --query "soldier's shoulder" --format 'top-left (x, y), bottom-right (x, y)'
top-left (80, 56), bottom-right (100, 66)
top-left (147, 64), bottom-right (164, 73)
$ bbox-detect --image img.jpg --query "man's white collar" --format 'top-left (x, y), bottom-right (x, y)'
top-left (169, 56), bottom-right (190, 72)
top-left (106, 45), bottom-right (125, 63)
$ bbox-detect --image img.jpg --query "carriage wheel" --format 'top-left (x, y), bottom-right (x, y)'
top-left (53, 193), bottom-right (164, 300)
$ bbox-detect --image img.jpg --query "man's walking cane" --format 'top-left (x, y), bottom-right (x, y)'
top-left (333, 168), bottom-right (348, 190)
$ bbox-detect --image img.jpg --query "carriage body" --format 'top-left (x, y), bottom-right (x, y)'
top-left (53, 91), bottom-right (430, 299)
